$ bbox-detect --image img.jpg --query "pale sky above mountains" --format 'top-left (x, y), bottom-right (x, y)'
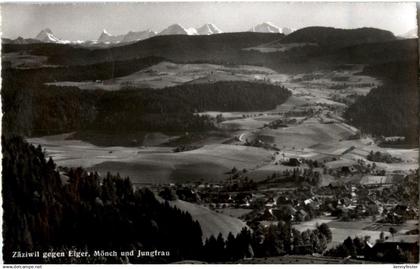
top-left (2, 2), bottom-right (417, 41)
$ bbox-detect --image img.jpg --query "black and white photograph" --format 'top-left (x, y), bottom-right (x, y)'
top-left (1, 1), bottom-right (419, 264)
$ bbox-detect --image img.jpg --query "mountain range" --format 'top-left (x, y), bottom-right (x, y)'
top-left (5, 22), bottom-right (290, 45)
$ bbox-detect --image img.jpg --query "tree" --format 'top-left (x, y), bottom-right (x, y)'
top-left (225, 232), bottom-right (237, 261)
top-left (231, 167), bottom-right (238, 174)
top-left (216, 233), bottom-right (226, 261)
top-left (159, 187), bottom-right (178, 201)
top-left (389, 227), bottom-right (397, 238)
top-left (379, 231), bottom-right (385, 242)
top-left (262, 225), bottom-right (282, 256)
top-left (318, 223), bottom-right (332, 243)
top-left (343, 236), bottom-right (356, 258)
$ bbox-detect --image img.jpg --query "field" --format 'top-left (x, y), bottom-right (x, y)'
top-left (292, 216), bottom-right (419, 249)
top-left (29, 63), bottom-right (418, 187)
top-left (244, 42), bottom-right (318, 53)
top-left (3, 52), bottom-right (51, 69)
top-left (46, 61), bottom-right (278, 90)
top-left (28, 134), bottom-right (273, 185)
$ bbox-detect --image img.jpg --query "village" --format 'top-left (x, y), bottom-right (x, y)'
top-left (154, 151), bottom-right (419, 262)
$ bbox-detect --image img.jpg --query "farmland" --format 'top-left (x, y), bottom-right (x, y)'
top-left (26, 50), bottom-right (418, 262)
top-left (29, 64), bottom-right (417, 185)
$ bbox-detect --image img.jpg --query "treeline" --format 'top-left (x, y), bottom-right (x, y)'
top-left (3, 80), bottom-right (290, 137)
top-left (3, 136), bottom-right (203, 263)
top-left (201, 222), bottom-right (332, 263)
top-left (366, 150), bottom-right (402, 163)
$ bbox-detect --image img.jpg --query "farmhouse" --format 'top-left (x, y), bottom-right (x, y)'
top-left (367, 235), bottom-right (419, 263)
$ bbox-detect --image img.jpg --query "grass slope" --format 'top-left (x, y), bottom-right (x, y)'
top-left (169, 199), bottom-right (248, 241)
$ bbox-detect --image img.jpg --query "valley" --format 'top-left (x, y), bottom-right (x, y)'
top-left (4, 23), bottom-right (418, 263)
top-left (28, 64), bottom-right (415, 186)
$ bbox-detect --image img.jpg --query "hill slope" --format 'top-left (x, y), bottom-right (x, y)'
top-left (169, 200), bottom-right (248, 240)
top-left (282, 27), bottom-right (396, 47)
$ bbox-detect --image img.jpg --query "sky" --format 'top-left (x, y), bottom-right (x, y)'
top-left (1, 2), bottom-right (417, 40)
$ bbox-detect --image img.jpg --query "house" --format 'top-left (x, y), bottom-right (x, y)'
top-left (341, 166), bottom-right (357, 174)
top-left (283, 158), bottom-right (302, 166)
top-left (265, 197), bottom-right (277, 208)
top-left (296, 209), bottom-right (308, 221)
top-left (272, 205), bottom-right (297, 221)
top-left (260, 208), bottom-right (276, 221)
top-left (367, 235), bottom-right (419, 263)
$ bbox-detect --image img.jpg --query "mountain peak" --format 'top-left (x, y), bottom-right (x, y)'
top-left (101, 29), bottom-right (112, 36)
top-left (249, 22), bottom-right (294, 35)
top-left (41, 28), bottom-right (53, 34)
top-left (97, 29), bottom-right (125, 43)
top-left (197, 23), bottom-right (222, 35)
top-left (35, 28), bottom-right (60, 42)
top-left (159, 24), bottom-right (193, 36)
top-left (249, 22), bottom-right (281, 33)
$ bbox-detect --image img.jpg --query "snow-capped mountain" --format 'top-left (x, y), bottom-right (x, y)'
top-left (281, 27), bottom-right (293, 35)
top-left (158, 24), bottom-right (197, 36)
top-left (122, 30), bottom-right (157, 43)
top-left (196, 23), bottom-right (222, 35)
top-left (186, 27), bottom-right (198, 35)
top-left (249, 22), bottom-right (293, 35)
top-left (34, 28), bottom-right (85, 44)
top-left (35, 28), bottom-right (61, 42)
top-left (97, 29), bottom-right (125, 43)
top-left (12, 22), bottom-right (287, 46)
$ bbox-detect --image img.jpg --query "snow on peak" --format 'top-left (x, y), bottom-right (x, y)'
top-left (197, 23), bottom-right (223, 35)
top-left (158, 24), bottom-right (194, 36)
top-left (186, 27), bottom-right (198, 35)
top-left (249, 22), bottom-right (294, 35)
top-left (97, 29), bottom-right (125, 43)
top-left (101, 29), bottom-right (112, 36)
top-left (249, 22), bottom-right (281, 33)
top-left (35, 28), bottom-right (60, 42)
top-left (281, 27), bottom-right (293, 35)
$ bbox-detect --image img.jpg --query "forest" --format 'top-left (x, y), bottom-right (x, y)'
top-left (2, 80), bottom-right (291, 137)
top-left (344, 60), bottom-right (418, 145)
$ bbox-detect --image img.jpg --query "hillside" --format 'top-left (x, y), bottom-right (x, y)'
top-left (169, 200), bottom-right (248, 241)
top-left (282, 27), bottom-right (396, 47)
top-left (344, 60), bottom-right (418, 144)
top-left (2, 81), bottom-right (291, 138)
top-left (2, 136), bottom-right (203, 263)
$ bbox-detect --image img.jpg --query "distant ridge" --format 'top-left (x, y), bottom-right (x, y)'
top-left (282, 26), bottom-right (396, 46)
